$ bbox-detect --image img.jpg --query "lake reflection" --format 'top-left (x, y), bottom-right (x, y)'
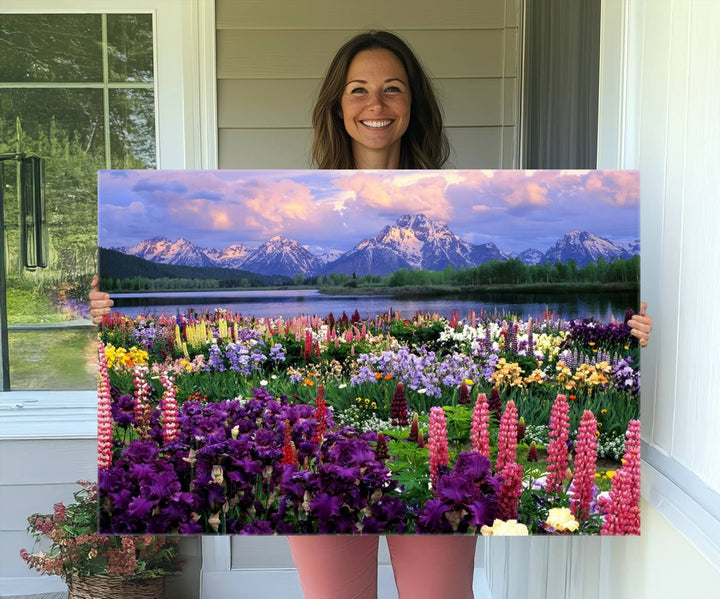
top-left (112, 288), bottom-right (639, 323)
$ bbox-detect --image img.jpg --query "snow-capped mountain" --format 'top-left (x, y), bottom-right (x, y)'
top-left (516, 248), bottom-right (545, 265)
top-left (542, 231), bottom-right (631, 267)
top-left (324, 214), bottom-right (510, 276)
top-left (316, 249), bottom-right (345, 264)
top-left (239, 235), bottom-right (324, 277)
top-left (124, 237), bottom-right (217, 268)
top-left (622, 240), bottom-right (641, 256)
top-left (204, 243), bottom-right (253, 269)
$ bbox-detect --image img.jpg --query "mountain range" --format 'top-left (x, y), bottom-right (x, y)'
top-left (107, 214), bottom-right (639, 278)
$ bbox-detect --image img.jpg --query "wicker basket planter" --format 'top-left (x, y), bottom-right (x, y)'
top-left (67, 575), bottom-right (164, 599)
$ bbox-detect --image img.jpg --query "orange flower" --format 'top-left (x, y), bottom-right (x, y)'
top-left (303, 378), bottom-right (315, 387)
top-left (569, 395), bottom-right (577, 400)
top-left (384, 373), bottom-right (392, 380)
top-left (374, 372), bottom-right (382, 379)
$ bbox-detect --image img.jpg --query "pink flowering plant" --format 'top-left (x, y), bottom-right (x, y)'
top-left (20, 481), bottom-right (181, 585)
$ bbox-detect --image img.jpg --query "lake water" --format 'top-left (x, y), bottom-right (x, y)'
top-left (111, 288), bottom-right (638, 323)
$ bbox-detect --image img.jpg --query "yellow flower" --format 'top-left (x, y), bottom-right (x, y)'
top-left (606, 470), bottom-right (617, 479)
top-left (601, 409), bottom-right (607, 415)
top-left (371, 402), bottom-right (377, 409)
top-left (545, 507), bottom-right (579, 533)
top-left (481, 519), bottom-right (529, 536)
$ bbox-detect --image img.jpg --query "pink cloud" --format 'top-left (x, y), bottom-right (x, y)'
top-left (334, 173), bottom-right (454, 220)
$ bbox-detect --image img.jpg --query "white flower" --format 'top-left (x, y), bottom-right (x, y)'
top-left (259, 380), bottom-right (268, 386)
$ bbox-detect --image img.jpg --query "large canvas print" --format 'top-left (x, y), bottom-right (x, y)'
top-left (96, 169), bottom-right (641, 536)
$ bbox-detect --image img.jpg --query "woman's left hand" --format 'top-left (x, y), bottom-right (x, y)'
top-left (628, 301), bottom-right (653, 347)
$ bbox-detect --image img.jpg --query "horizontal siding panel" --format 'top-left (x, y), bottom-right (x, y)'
top-left (505, 0), bottom-right (521, 28)
top-left (217, 30), bottom-right (507, 79)
top-left (219, 128), bottom-right (313, 169)
top-left (438, 78), bottom-right (509, 126)
top-left (446, 126), bottom-right (504, 169)
top-left (0, 531), bottom-right (51, 578)
top-left (217, 0), bottom-right (508, 30)
top-left (0, 439), bottom-right (96, 485)
top-left (219, 127), bottom-right (513, 170)
top-left (230, 537), bottom-right (296, 569)
top-left (0, 483), bottom-right (81, 530)
top-left (218, 78), bottom-right (513, 128)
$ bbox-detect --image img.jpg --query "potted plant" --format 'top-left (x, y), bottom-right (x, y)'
top-left (20, 480), bottom-right (182, 599)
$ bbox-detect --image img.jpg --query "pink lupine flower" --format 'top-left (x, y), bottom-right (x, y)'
top-left (497, 461), bottom-right (524, 520)
top-left (571, 410), bottom-right (598, 520)
top-left (304, 330), bottom-right (313, 360)
top-left (428, 406), bottom-right (449, 489)
top-left (545, 394), bottom-right (570, 493)
top-left (495, 400), bottom-right (518, 473)
top-left (601, 419), bottom-right (641, 535)
top-left (470, 393), bottom-right (491, 458)
top-left (159, 371), bottom-right (179, 443)
top-left (97, 343), bottom-right (114, 470)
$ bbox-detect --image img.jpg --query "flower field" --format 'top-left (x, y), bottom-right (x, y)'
top-left (97, 308), bottom-right (641, 536)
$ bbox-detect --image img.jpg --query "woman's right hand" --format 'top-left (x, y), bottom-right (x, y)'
top-left (89, 274), bottom-right (113, 325)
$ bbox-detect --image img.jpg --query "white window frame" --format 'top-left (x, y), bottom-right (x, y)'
top-left (0, 1), bottom-right (217, 422)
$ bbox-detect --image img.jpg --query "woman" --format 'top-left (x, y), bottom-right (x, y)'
top-left (89, 31), bottom-right (653, 599)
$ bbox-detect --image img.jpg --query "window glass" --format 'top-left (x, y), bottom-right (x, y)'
top-left (109, 88), bottom-right (156, 169)
top-left (0, 14), bottom-right (103, 82)
top-left (107, 14), bottom-right (154, 83)
top-left (1, 13), bottom-right (156, 390)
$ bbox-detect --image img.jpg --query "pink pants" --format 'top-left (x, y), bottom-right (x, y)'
top-left (287, 535), bottom-right (477, 599)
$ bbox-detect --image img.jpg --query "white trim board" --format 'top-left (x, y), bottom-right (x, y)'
top-left (0, 392), bottom-right (96, 440)
top-left (200, 566), bottom-right (492, 599)
top-left (642, 447), bottom-right (720, 567)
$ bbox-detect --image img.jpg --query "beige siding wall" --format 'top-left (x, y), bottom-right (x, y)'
top-left (216, 0), bottom-right (521, 169)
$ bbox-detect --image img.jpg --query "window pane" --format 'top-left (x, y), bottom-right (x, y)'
top-left (0, 89), bottom-right (106, 162)
top-left (107, 14), bottom-right (154, 83)
top-left (0, 14), bottom-right (103, 82)
top-left (2, 89), bottom-right (103, 390)
top-left (1, 12), bottom-right (156, 390)
top-left (8, 329), bottom-right (97, 390)
top-left (110, 88), bottom-right (157, 169)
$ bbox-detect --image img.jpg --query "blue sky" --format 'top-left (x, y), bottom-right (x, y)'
top-left (98, 169), bottom-right (640, 255)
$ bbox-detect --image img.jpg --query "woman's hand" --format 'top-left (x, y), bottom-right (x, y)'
top-left (628, 301), bottom-right (653, 347)
top-left (89, 274), bottom-right (113, 325)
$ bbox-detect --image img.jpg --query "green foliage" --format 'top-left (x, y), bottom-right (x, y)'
top-left (385, 439), bottom-right (433, 509)
top-left (388, 319), bottom-right (446, 349)
top-left (98, 248), bottom-right (287, 290)
top-left (442, 405), bottom-right (472, 443)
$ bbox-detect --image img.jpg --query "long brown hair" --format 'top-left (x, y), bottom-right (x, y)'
top-left (311, 31), bottom-right (449, 169)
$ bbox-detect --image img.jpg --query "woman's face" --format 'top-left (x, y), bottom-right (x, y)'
top-left (340, 49), bottom-right (411, 166)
